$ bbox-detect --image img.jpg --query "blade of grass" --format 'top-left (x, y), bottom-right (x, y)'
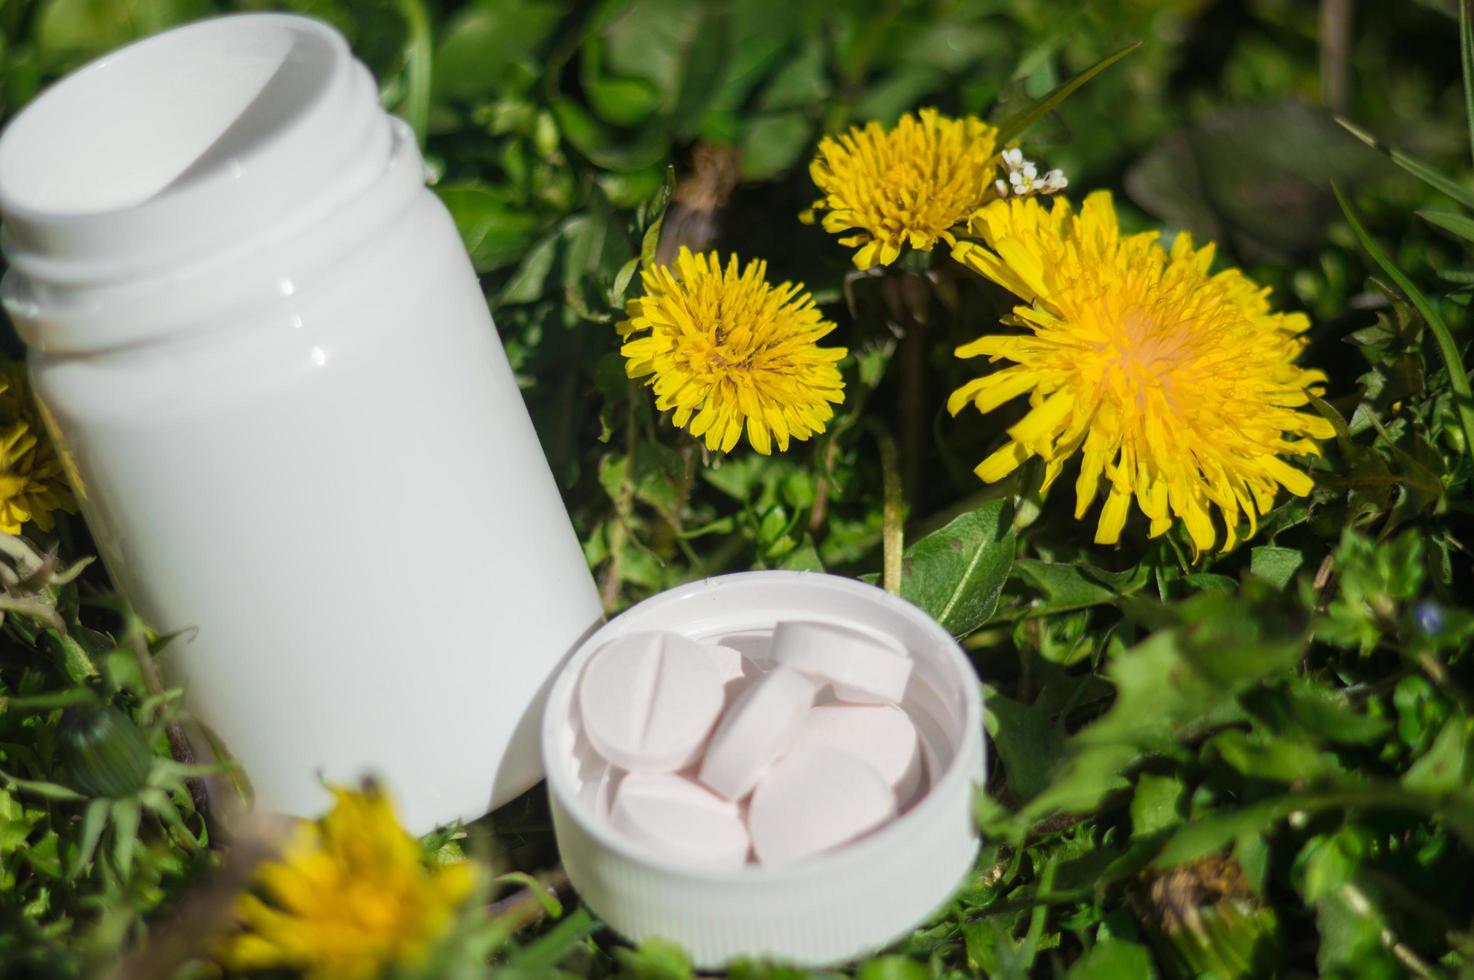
top-left (1336, 184), bottom-right (1474, 476)
top-left (1463, 0), bottom-right (1474, 166)
top-left (1418, 208), bottom-right (1474, 243)
top-left (1337, 118), bottom-right (1474, 211)
top-left (994, 42), bottom-right (1141, 146)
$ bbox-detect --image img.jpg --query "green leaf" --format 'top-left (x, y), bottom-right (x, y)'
top-left (1336, 119), bottom-right (1474, 212)
top-left (1065, 939), bottom-right (1156, 979)
top-left (498, 230), bottom-right (561, 306)
top-left (739, 111), bottom-right (813, 181)
top-left (494, 871), bottom-right (563, 918)
top-left (35, 0), bottom-right (209, 60)
top-left (1010, 559), bottom-right (1150, 617)
top-left (985, 688), bottom-right (1067, 802)
top-left (1418, 208), bottom-right (1474, 244)
top-left (436, 184), bottom-right (542, 273)
top-left (1403, 715), bottom-right (1473, 795)
top-left (993, 42), bottom-right (1141, 145)
top-left (1313, 885), bottom-right (1402, 977)
top-left (506, 906), bottom-right (597, 971)
top-left (1207, 729), bottom-right (1337, 784)
top-left (1153, 800), bottom-right (1285, 868)
top-left (1462, 0), bottom-right (1474, 167)
top-left (67, 798), bottom-right (109, 878)
top-left (435, 0), bottom-right (565, 100)
top-left (857, 956), bottom-right (931, 980)
top-left (1130, 773), bottom-right (1186, 838)
top-left (1336, 184), bottom-right (1474, 477)
top-left (615, 937), bottom-right (693, 980)
top-left (900, 500), bottom-right (1015, 637)
top-left (1249, 546), bottom-right (1304, 590)
top-left (110, 799), bottom-right (140, 877)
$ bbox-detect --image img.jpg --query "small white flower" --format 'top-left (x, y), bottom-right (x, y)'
top-left (996, 148), bottom-right (1067, 198)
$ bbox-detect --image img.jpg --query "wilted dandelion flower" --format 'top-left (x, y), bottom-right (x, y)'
top-left (0, 362), bottom-right (75, 534)
top-left (218, 785), bottom-right (474, 980)
top-left (619, 247), bottom-right (846, 454)
top-left (948, 191), bottom-right (1334, 554)
top-left (803, 108), bottom-right (999, 270)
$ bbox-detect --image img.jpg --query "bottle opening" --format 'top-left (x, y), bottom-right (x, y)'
top-left (0, 17), bottom-right (337, 218)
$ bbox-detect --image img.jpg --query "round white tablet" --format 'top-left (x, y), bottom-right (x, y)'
top-left (770, 621), bottom-right (913, 704)
top-left (609, 771), bottom-right (751, 869)
top-left (792, 703), bottom-right (925, 806)
top-left (578, 631), bottom-right (726, 772)
top-left (747, 745), bottom-right (897, 868)
top-left (698, 666), bottom-right (820, 800)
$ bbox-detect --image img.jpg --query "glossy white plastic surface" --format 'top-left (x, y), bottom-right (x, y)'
top-left (544, 572), bottom-right (985, 968)
top-left (0, 15), bottom-right (602, 833)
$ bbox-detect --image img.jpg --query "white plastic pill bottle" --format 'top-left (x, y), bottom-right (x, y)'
top-left (0, 14), bottom-right (602, 833)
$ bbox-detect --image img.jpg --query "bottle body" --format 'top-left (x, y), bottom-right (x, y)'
top-left (1, 15), bottom-right (601, 833)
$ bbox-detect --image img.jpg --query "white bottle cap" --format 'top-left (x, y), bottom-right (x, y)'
top-left (542, 571), bottom-right (985, 968)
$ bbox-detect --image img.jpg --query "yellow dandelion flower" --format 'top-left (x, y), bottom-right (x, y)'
top-left (218, 785), bottom-right (475, 980)
top-left (948, 191), bottom-right (1335, 555)
top-left (0, 362), bottom-right (75, 535)
top-left (619, 247), bottom-right (846, 455)
top-left (803, 107), bottom-right (1000, 270)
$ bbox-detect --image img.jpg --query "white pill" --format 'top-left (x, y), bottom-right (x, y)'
top-left (770, 621), bottom-right (913, 704)
top-left (698, 666), bottom-right (820, 800)
top-left (792, 704), bottom-right (925, 806)
top-left (748, 746), bottom-right (897, 868)
top-left (610, 771), bottom-right (750, 869)
top-left (578, 631), bottom-right (726, 772)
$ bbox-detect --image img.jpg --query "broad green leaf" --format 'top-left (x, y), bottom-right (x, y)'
top-left (436, 184), bottom-right (542, 273)
top-left (993, 42), bottom-right (1140, 145)
top-left (1242, 680), bottom-right (1390, 746)
top-left (1065, 938), bottom-right (1156, 979)
top-left (1010, 559), bottom-right (1149, 617)
top-left (435, 0), bottom-right (564, 101)
top-left (985, 688), bottom-right (1066, 802)
top-left (739, 111), bottom-right (813, 181)
top-left (497, 229), bottom-right (560, 306)
top-left (1153, 799), bottom-right (1285, 868)
top-left (900, 500), bottom-right (1015, 637)
top-left (1130, 773), bottom-right (1186, 838)
top-left (1249, 546), bottom-right (1304, 590)
top-left (1207, 729), bottom-right (1337, 784)
top-left (35, 0), bottom-right (209, 60)
top-left (1294, 826), bottom-right (1371, 903)
top-left (1403, 715), bottom-right (1472, 795)
top-left (777, 543), bottom-right (824, 572)
top-left (1313, 886), bottom-right (1403, 977)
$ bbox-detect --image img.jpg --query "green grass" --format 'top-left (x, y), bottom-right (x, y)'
top-left (2, 1), bottom-right (1473, 977)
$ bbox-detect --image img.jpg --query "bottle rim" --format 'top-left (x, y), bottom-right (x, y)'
top-left (0, 14), bottom-right (393, 288)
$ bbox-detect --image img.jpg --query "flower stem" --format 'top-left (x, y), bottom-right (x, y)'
top-left (878, 428), bottom-right (904, 595)
top-left (395, 0), bottom-right (433, 148)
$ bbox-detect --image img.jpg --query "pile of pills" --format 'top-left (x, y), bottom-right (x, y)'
top-left (571, 621), bottom-right (927, 869)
